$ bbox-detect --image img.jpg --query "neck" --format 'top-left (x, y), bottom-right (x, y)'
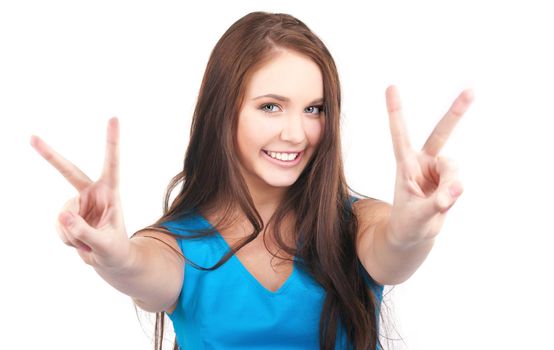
top-left (204, 169), bottom-right (292, 238)
top-left (242, 178), bottom-right (287, 224)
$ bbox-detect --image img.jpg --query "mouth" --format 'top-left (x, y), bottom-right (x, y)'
top-left (262, 149), bottom-right (304, 166)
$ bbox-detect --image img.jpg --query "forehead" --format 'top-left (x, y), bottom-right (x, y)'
top-left (245, 50), bottom-right (323, 101)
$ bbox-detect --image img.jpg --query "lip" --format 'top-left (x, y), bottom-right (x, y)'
top-left (263, 149), bottom-right (304, 153)
top-left (261, 150), bottom-right (303, 167)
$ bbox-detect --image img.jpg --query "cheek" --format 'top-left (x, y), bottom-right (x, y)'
top-left (237, 113), bottom-right (265, 153)
top-left (241, 113), bottom-right (277, 145)
top-left (305, 118), bottom-right (324, 145)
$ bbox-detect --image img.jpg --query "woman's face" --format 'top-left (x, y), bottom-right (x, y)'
top-left (236, 49), bottom-right (325, 195)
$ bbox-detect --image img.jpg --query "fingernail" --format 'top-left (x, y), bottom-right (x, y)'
top-left (62, 212), bottom-right (74, 226)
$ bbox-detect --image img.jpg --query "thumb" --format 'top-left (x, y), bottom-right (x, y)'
top-left (435, 181), bottom-right (463, 214)
top-left (59, 211), bottom-right (101, 250)
top-left (433, 157), bottom-right (463, 214)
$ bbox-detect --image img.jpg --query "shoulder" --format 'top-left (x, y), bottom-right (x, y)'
top-left (131, 228), bottom-right (183, 261)
top-left (132, 213), bottom-right (220, 257)
top-left (351, 196), bottom-right (391, 236)
top-left (350, 196), bottom-right (392, 225)
top-left (130, 214), bottom-right (205, 259)
top-left (347, 196), bottom-right (391, 239)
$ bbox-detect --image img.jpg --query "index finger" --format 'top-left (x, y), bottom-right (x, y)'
top-left (386, 85), bottom-right (412, 162)
top-left (422, 89), bottom-right (474, 156)
top-left (30, 135), bottom-right (92, 191)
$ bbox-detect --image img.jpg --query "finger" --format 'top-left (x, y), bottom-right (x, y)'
top-left (422, 89), bottom-right (474, 157)
top-left (386, 85), bottom-right (412, 162)
top-left (30, 135), bottom-right (93, 191)
top-left (58, 211), bottom-right (100, 251)
top-left (433, 156), bottom-right (463, 214)
top-left (57, 218), bottom-right (92, 251)
top-left (101, 117), bottom-right (120, 189)
top-left (57, 198), bottom-right (88, 249)
top-left (56, 198), bottom-right (75, 246)
top-left (55, 218), bottom-right (75, 247)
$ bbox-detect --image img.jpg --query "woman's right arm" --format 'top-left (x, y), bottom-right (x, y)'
top-left (31, 117), bottom-right (184, 314)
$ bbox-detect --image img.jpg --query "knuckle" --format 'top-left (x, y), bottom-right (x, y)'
top-left (438, 156), bottom-right (458, 173)
top-left (64, 235), bottom-right (76, 246)
top-left (72, 228), bottom-right (84, 240)
top-left (60, 168), bottom-right (73, 181)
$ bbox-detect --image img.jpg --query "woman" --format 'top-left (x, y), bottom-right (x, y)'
top-left (30, 11), bottom-right (473, 350)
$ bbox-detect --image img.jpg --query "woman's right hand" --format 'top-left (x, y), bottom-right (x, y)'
top-left (30, 117), bottom-right (132, 271)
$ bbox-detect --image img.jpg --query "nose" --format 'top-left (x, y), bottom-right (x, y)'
top-left (280, 113), bottom-right (305, 144)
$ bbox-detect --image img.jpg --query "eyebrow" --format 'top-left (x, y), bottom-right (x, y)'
top-left (252, 94), bottom-right (324, 105)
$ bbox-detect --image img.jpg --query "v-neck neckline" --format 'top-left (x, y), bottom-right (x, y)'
top-left (195, 213), bottom-right (297, 296)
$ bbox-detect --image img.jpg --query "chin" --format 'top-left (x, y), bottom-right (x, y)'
top-left (260, 173), bottom-right (301, 188)
top-left (263, 178), bottom-right (298, 188)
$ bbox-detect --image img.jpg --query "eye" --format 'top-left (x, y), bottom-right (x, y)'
top-left (305, 105), bottom-right (324, 115)
top-left (260, 103), bottom-right (281, 114)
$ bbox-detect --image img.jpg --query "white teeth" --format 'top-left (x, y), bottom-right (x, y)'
top-left (265, 151), bottom-right (299, 161)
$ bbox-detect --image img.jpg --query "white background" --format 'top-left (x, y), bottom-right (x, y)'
top-left (1, 1), bottom-right (553, 349)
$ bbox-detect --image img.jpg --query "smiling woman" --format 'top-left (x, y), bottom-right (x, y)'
top-left (128, 12), bottom-right (388, 350)
top-left (126, 12), bottom-right (383, 349)
top-left (30, 9), bottom-right (475, 350)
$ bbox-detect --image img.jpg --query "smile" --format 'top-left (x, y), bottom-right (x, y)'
top-left (262, 149), bottom-right (304, 166)
top-left (263, 150), bottom-right (299, 161)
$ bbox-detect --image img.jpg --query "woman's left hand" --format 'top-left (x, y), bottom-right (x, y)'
top-left (385, 85), bottom-right (474, 247)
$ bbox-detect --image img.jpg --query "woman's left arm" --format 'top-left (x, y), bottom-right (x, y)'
top-left (355, 86), bottom-right (474, 286)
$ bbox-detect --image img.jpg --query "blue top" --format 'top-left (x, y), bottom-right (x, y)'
top-left (163, 205), bottom-right (384, 349)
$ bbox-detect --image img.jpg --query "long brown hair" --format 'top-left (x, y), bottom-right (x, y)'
top-left (133, 11), bottom-right (384, 350)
